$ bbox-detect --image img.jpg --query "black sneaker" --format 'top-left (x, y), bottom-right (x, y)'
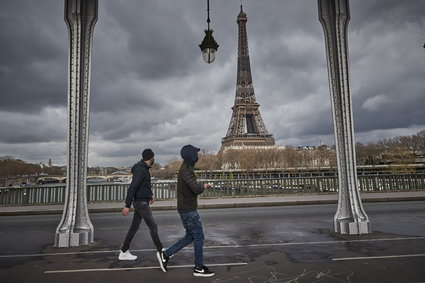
top-left (156, 249), bottom-right (169, 272)
top-left (193, 265), bottom-right (215, 277)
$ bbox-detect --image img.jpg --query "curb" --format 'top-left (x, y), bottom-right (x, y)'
top-left (1, 195), bottom-right (424, 216)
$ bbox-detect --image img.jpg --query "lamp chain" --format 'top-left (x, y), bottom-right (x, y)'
top-left (207, 0), bottom-right (210, 30)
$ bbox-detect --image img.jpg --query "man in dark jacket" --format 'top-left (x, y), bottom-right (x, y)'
top-left (119, 149), bottom-right (164, 262)
top-left (157, 145), bottom-right (214, 277)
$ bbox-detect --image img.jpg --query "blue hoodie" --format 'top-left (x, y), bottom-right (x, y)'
top-left (180, 144), bottom-right (200, 166)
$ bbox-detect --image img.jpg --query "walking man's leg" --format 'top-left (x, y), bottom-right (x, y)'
top-left (139, 201), bottom-right (163, 252)
top-left (165, 231), bottom-right (193, 257)
top-left (158, 212), bottom-right (195, 272)
top-left (159, 211), bottom-right (213, 276)
top-left (119, 201), bottom-right (142, 260)
top-left (190, 211), bottom-right (214, 277)
top-left (191, 211), bottom-right (205, 269)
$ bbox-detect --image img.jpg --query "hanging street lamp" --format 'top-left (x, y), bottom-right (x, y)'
top-left (199, 0), bottom-right (219, 63)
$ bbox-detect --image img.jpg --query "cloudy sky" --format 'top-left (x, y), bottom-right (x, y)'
top-left (1, 0), bottom-right (424, 167)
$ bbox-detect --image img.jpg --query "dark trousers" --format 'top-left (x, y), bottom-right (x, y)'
top-left (121, 200), bottom-right (163, 252)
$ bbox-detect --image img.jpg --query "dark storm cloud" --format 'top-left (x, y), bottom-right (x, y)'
top-left (1, 0), bottom-right (424, 166)
top-left (96, 0), bottom-right (203, 80)
top-left (347, 0), bottom-right (425, 134)
top-left (0, 108), bottom-right (66, 143)
top-left (0, 0), bottom-right (67, 113)
top-left (350, 0), bottom-right (425, 29)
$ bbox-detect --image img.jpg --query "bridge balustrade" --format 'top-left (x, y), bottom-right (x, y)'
top-left (0, 174), bottom-right (424, 206)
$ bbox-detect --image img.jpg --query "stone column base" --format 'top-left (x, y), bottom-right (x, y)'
top-left (334, 218), bottom-right (371, 235)
top-left (55, 228), bottom-right (94, 248)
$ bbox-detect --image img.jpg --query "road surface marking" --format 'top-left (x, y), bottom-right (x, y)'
top-left (0, 249), bottom-right (154, 258)
top-left (333, 253), bottom-right (425, 261)
top-left (1, 236), bottom-right (424, 259)
top-left (44, 262), bottom-right (248, 274)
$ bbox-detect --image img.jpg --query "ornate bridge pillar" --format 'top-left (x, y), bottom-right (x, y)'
top-left (55, 0), bottom-right (98, 247)
top-left (318, 0), bottom-right (371, 234)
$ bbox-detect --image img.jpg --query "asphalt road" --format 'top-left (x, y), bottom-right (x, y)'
top-left (0, 201), bottom-right (424, 282)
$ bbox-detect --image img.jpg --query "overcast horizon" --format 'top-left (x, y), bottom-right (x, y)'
top-left (1, 0), bottom-right (424, 167)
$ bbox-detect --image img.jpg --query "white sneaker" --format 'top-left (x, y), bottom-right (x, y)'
top-left (119, 250), bottom-right (137, 261)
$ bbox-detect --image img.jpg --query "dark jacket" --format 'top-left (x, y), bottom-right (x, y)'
top-left (177, 145), bottom-right (204, 210)
top-left (124, 161), bottom-right (153, 208)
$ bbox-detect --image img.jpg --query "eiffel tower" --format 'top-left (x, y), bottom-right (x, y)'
top-left (221, 5), bottom-right (275, 152)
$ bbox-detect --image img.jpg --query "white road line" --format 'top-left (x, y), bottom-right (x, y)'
top-left (227, 236), bottom-right (425, 249)
top-left (44, 262), bottom-right (248, 274)
top-left (0, 249), bottom-right (153, 258)
top-left (333, 253), bottom-right (425, 261)
top-left (1, 236), bottom-right (424, 259)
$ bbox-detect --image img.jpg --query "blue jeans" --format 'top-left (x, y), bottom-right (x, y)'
top-left (165, 210), bottom-right (205, 268)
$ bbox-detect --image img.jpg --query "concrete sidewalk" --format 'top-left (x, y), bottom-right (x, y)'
top-left (1, 191), bottom-right (425, 216)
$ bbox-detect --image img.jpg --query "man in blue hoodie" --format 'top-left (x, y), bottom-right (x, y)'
top-left (118, 149), bottom-right (164, 262)
top-left (157, 145), bottom-right (214, 277)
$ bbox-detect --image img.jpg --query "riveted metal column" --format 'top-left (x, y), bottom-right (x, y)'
top-left (55, 0), bottom-right (98, 247)
top-left (318, 0), bottom-right (371, 234)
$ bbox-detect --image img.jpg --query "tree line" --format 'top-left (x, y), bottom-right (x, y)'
top-left (0, 157), bottom-right (63, 181)
top-left (155, 129), bottom-right (425, 177)
top-left (2, 129), bottom-right (424, 179)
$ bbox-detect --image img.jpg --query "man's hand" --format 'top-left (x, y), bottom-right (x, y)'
top-left (204, 183), bottom-right (212, 190)
top-left (150, 196), bottom-right (156, 204)
top-left (122, 207), bottom-right (130, 216)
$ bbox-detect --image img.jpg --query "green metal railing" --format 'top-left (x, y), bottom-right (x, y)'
top-left (0, 174), bottom-right (424, 206)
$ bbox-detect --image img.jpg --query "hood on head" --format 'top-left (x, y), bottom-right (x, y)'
top-left (180, 144), bottom-right (200, 165)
